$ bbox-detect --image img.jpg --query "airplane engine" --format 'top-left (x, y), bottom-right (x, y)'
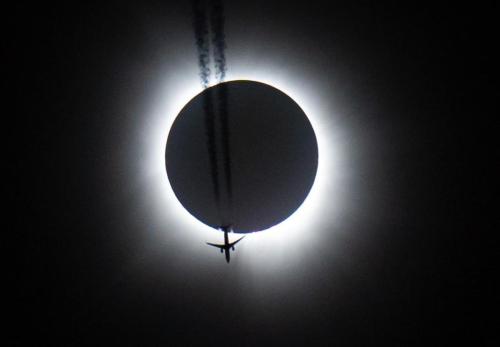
top-left (232, 246), bottom-right (235, 251)
top-left (220, 249), bottom-right (223, 253)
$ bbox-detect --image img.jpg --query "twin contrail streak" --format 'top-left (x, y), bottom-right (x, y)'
top-left (192, 0), bottom-right (211, 88)
top-left (192, 0), bottom-right (232, 224)
top-left (210, 0), bottom-right (233, 212)
top-left (210, 0), bottom-right (227, 82)
top-left (202, 88), bottom-right (221, 208)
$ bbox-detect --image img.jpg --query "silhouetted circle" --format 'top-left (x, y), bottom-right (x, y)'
top-left (165, 80), bottom-right (318, 233)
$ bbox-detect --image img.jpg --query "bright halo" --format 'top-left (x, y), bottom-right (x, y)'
top-left (139, 61), bottom-right (346, 270)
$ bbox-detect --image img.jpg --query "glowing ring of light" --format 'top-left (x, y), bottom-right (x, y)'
top-left (139, 65), bottom-right (345, 268)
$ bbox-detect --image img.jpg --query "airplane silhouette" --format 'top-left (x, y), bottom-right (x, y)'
top-left (206, 225), bottom-right (245, 263)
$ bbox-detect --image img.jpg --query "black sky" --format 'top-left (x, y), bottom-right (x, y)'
top-left (7, 1), bottom-right (493, 345)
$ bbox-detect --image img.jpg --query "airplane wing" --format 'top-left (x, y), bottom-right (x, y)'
top-left (228, 236), bottom-right (245, 248)
top-left (206, 242), bottom-right (225, 250)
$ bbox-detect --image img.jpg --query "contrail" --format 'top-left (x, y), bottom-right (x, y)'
top-left (202, 88), bottom-right (221, 207)
top-left (192, 0), bottom-right (220, 211)
top-left (209, 0), bottom-right (227, 81)
top-left (210, 0), bottom-right (233, 209)
top-left (192, 0), bottom-right (232, 223)
top-left (215, 83), bottom-right (232, 206)
top-left (192, 0), bottom-right (211, 88)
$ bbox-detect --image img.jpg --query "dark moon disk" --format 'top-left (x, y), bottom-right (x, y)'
top-left (165, 80), bottom-right (318, 233)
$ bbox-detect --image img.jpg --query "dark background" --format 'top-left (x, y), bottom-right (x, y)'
top-left (7, 1), bottom-right (492, 345)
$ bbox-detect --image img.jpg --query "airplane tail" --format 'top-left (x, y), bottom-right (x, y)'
top-left (218, 224), bottom-right (233, 232)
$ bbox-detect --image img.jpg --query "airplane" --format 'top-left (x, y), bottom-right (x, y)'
top-left (206, 224), bottom-right (245, 263)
